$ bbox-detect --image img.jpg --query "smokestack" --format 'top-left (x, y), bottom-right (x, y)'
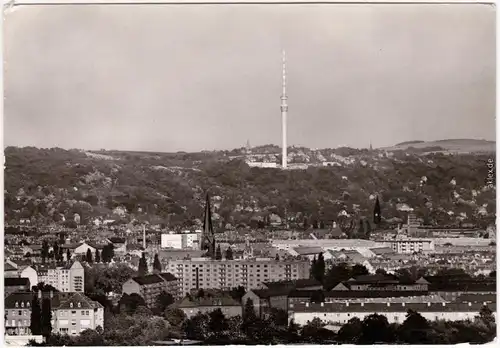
top-left (143, 225), bottom-right (146, 250)
top-left (281, 50), bottom-right (288, 169)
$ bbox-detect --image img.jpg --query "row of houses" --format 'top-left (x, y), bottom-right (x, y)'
top-left (4, 291), bottom-right (104, 336)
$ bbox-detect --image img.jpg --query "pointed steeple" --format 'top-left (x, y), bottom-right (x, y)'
top-left (201, 192), bottom-right (216, 258)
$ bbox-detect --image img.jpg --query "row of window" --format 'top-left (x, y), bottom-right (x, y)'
top-left (59, 310), bottom-right (91, 316)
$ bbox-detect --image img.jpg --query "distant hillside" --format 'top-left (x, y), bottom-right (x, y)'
top-left (4, 145), bottom-right (496, 231)
top-left (384, 139), bottom-right (495, 153)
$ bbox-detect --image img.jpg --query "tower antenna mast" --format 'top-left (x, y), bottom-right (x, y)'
top-left (281, 50), bottom-right (288, 169)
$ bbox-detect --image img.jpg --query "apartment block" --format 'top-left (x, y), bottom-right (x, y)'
top-left (20, 261), bottom-right (84, 293)
top-left (165, 258), bottom-right (310, 295)
top-left (122, 272), bottom-right (180, 308)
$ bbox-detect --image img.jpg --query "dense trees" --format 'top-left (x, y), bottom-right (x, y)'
top-left (153, 291), bottom-right (174, 315)
top-left (310, 252), bottom-right (326, 283)
top-left (30, 295), bottom-right (42, 335)
top-left (153, 254), bottom-right (162, 272)
top-left (40, 298), bottom-right (52, 339)
top-left (215, 245), bottom-right (222, 260)
top-left (225, 246), bottom-right (234, 260)
top-left (5, 147), bottom-right (495, 229)
top-left (138, 253), bottom-right (148, 276)
top-left (28, 305), bottom-right (496, 346)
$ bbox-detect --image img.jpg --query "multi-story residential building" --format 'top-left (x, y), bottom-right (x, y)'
top-left (289, 302), bottom-right (497, 326)
top-left (122, 272), bottom-right (180, 307)
top-left (378, 238), bottom-right (435, 254)
top-left (4, 291), bottom-right (104, 336)
top-left (20, 261), bottom-right (84, 293)
top-left (165, 257), bottom-right (310, 295)
top-left (5, 278), bottom-right (31, 296)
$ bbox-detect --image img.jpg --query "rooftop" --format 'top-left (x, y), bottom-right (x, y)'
top-left (290, 302), bottom-right (496, 313)
top-left (4, 278), bottom-right (30, 287)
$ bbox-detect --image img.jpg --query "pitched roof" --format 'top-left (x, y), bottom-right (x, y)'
top-left (347, 273), bottom-right (400, 284)
top-left (293, 246), bottom-right (323, 255)
top-left (109, 237), bottom-right (126, 244)
top-left (132, 274), bottom-right (166, 285)
top-left (291, 302), bottom-right (496, 313)
top-left (252, 288), bottom-right (291, 298)
top-left (158, 272), bottom-right (178, 282)
top-left (57, 292), bottom-right (104, 310)
top-left (5, 278), bottom-right (30, 287)
top-left (4, 263), bottom-right (17, 271)
top-left (263, 278), bottom-right (322, 290)
top-left (370, 247), bottom-right (396, 255)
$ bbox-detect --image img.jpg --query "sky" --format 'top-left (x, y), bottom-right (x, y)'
top-left (2, 3), bottom-right (496, 152)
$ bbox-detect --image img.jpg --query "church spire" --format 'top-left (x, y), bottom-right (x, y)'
top-left (201, 191), bottom-right (216, 258)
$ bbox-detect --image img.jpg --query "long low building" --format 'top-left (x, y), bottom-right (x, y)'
top-left (289, 302), bottom-right (497, 326)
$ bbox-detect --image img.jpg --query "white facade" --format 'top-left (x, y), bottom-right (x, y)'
top-left (21, 262), bottom-right (84, 293)
top-left (161, 234), bottom-right (183, 249)
top-left (166, 259), bottom-right (310, 295)
top-left (291, 309), bottom-right (495, 326)
top-left (20, 267), bottom-right (37, 289)
top-left (161, 233), bottom-right (199, 249)
top-left (379, 238), bottom-right (435, 254)
top-left (246, 161), bottom-right (278, 168)
top-left (182, 233), bottom-right (198, 248)
top-left (74, 243), bottom-right (96, 255)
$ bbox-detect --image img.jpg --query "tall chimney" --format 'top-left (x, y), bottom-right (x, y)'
top-left (281, 50), bottom-right (288, 169)
top-left (143, 225), bottom-right (146, 250)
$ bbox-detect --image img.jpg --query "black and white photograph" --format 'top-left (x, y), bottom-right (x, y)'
top-left (1, 0), bottom-right (497, 345)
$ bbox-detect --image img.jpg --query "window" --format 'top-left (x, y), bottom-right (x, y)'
top-left (61, 328), bottom-right (69, 334)
top-left (78, 303), bottom-right (81, 308)
top-left (18, 311), bottom-right (22, 316)
top-left (15, 302), bottom-right (19, 308)
top-left (85, 310), bottom-right (89, 315)
top-left (70, 303), bottom-right (73, 308)
top-left (81, 311), bottom-right (85, 315)
top-left (71, 311), bottom-right (76, 316)
top-left (21, 302), bottom-right (24, 308)
top-left (27, 302), bottom-right (30, 307)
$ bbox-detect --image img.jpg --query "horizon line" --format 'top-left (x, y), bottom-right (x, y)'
top-left (3, 138), bottom-right (496, 154)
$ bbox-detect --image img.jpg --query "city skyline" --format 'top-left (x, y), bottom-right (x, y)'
top-left (3, 4), bottom-right (495, 152)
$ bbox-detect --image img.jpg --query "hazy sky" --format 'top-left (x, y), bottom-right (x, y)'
top-left (3, 4), bottom-right (496, 152)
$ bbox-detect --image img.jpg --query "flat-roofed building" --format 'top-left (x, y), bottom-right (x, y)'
top-left (166, 258), bottom-right (310, 295)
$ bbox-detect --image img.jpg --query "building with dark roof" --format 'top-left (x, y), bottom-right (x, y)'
top-left (242, 288), bottom-right (289, 318)
top-left (4, 278), bottom-right (31, 296)
top-left (122, 272), bottom-right (180, 307)
top-left (176, 293), bottom-right (242, 318)
top-left (4, 291), bottom-right (104, 336)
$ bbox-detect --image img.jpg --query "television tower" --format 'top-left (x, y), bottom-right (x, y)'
top-left (281, 50), bottom-right (288, 169)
